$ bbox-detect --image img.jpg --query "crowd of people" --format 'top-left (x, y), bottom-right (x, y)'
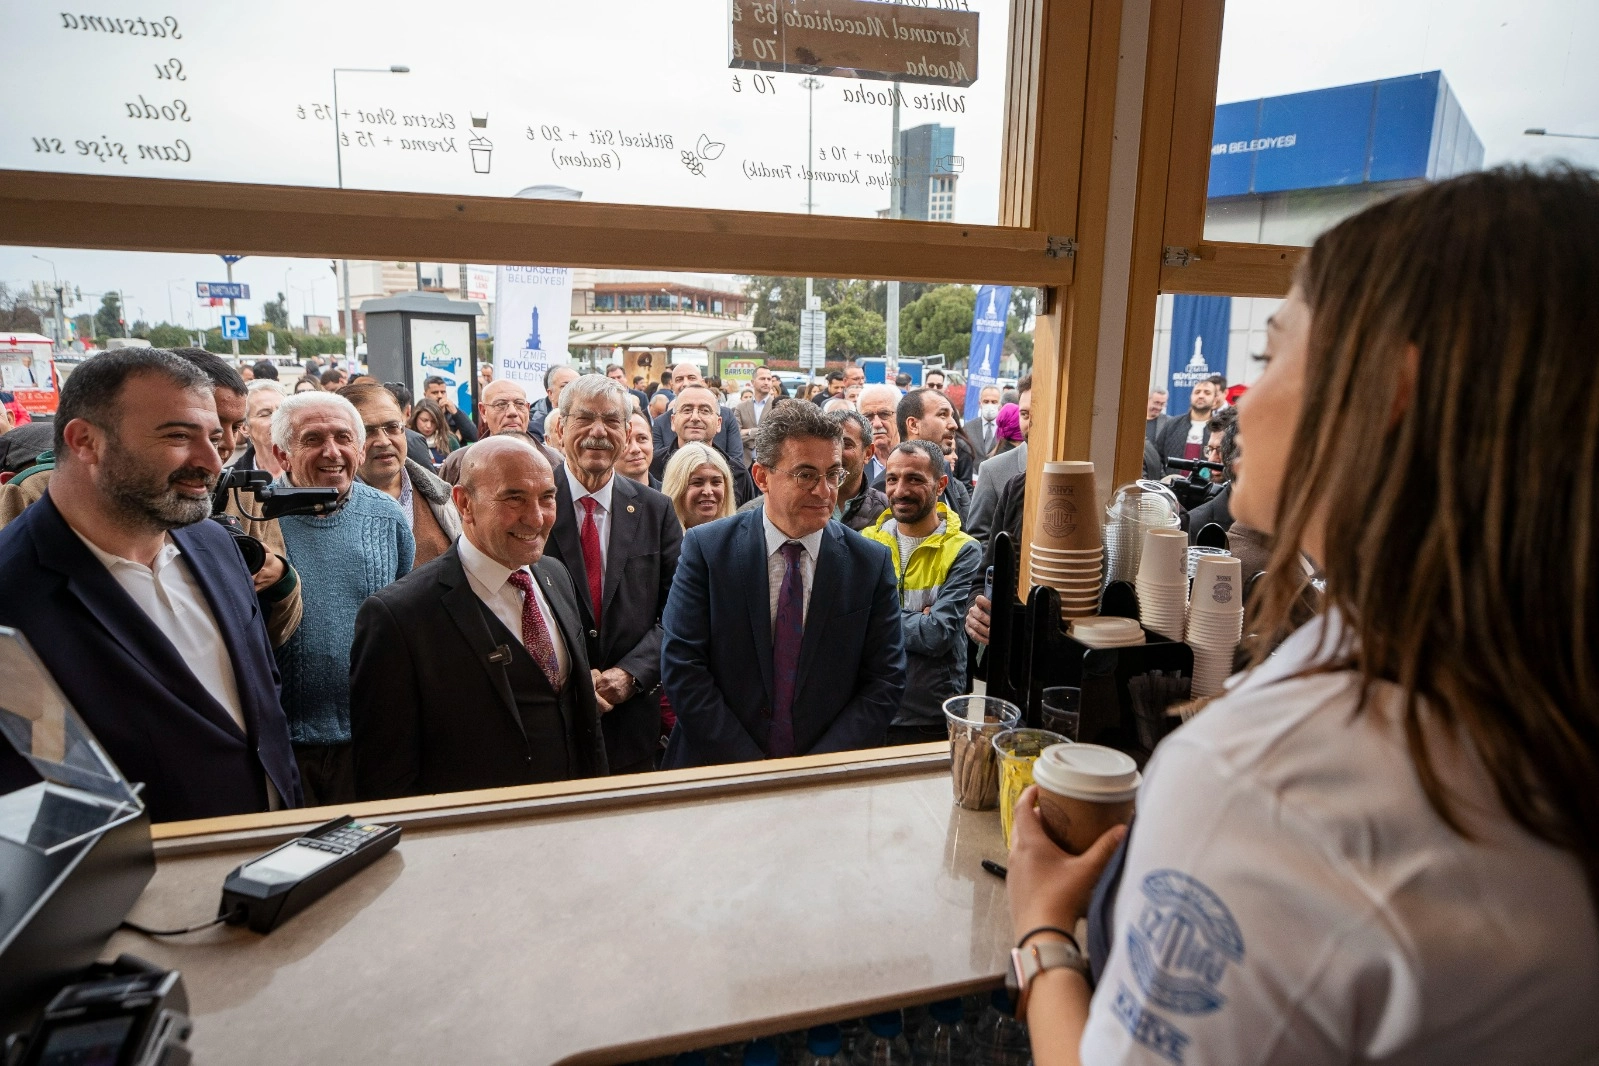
top-left (0, 347), bottom-right (1037, 822)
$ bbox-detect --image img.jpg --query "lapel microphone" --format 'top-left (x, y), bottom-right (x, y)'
top-left (487, 645), bottom-right (512, 665)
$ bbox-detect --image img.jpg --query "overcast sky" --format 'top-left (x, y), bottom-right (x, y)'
top-left (2, 0), bottom-right (1593, 331)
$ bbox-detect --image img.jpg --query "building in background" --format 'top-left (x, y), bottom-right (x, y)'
top-left (895, 124), bottom-right (960, 221)
top-left (1151, 70), bottom-right (1482, 408)
top-left (568, 271), bottom-right (758, 372)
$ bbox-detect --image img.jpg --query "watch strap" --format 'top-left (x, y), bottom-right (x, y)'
top-left (1008, 938), bottom-right (1090, 1018)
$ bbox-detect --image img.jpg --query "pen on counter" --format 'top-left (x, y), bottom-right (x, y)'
top-left (982, 859), bottom-right (1008, 879)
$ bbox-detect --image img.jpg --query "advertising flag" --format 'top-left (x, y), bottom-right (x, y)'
top-left (1167, 295), bottom-right (1231, 415)
top-left (492, 266), bottom-right (573, 402)
top-left (964, 284), bottom-right (1011, 420)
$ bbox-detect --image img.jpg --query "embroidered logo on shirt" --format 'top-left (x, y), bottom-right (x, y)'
top-left (1126, 869), bottom-right (1245, 1016)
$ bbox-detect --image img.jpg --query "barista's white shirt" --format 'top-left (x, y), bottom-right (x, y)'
top-left (1082, 611), bottom-right (1599, 1066)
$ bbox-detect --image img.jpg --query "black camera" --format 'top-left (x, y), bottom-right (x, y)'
top-left (209, 469), bottom-right (340, 574)
top-left (1164, 457), bottom-right (1226, 512)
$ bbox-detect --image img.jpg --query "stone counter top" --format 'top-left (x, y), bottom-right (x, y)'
top-left (107, 752), bottom-right (1012, 1064)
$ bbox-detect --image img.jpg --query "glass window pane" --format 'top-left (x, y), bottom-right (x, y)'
top-left (1205, 0), bottom-right (1598, 245)
top-left (4, 0), bottom-right (1014, 225)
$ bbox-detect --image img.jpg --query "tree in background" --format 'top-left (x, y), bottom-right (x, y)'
top-left (93, 293), bottom-right (125, 340)
top-left (825, 300), bottom-right (885, 360)
top-left (0, 283), bottom-right (44, 333)
top-left (145, 324), bottom-right (191, 348)
top-left (263, 292), bottom-right (290, 329)
top-left (764, 319), bottom-right (799, 358)
top-left (899, 285), bottom-right (976, 362)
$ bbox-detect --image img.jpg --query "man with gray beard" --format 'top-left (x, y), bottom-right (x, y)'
top-left (0, 348), bottom-right (301, 822)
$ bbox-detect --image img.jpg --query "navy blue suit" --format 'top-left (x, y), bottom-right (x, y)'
top-left (660, 510), bottom-right (906, 768)
top-left (0, 492), bottom-right (301, 822)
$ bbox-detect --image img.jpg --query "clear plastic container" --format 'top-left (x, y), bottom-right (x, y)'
top-left (971, 990), bottom-right (1032, 1066)
top-left (912, 998), bottom-right (973, 1066)
top-left (851, 1011), bottom-right (913, 1066)
top-left (1103, 481), bottom-right (1181, 586)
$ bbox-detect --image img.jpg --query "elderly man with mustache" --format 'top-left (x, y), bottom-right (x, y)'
top-left (543, 374), bottom-right (682, 774)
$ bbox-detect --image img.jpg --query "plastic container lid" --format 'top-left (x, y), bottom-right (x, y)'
top-left (866, 1011), bottom-right (904, 1037)
top-left (1032, 743), bottom-right (1141, 803)
top-left (929, 998), bottom-right (964, 1024)
top-left (807, 1025), bottom-right (843, 1056)
top-left (742, 1039), bottom-right (779, 1066)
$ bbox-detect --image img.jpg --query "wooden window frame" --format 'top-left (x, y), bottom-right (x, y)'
top-left (0, 0), bottom-right (1090, 291)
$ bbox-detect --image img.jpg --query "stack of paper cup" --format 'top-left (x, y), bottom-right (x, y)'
top-left (1103, 482), bottom-right (1181, 585)
top-left (1135, 528), bottom-right (1189, 641)
top-left (1186, 555), bottom-right (1244, 697)
top-left (1030, 461), bottom-right (1103, 620)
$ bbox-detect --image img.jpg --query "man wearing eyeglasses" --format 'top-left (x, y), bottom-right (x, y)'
top-left (661, 401), bottom-right (905, 768)
top-left (650, 384), bottom-right (756, 505)
top-left (342, 383), bottom-right (461, 569)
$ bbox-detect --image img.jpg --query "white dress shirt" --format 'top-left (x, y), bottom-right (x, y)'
top-left (1081, 611), bottom-right (1599, 1065)
top-left (564, 466), bottom-right (614, 581)
top-left (457, 534), bottom-right (570, 686)
top-left (74, 531), bottom-right (247, 734)
top-left (762, 511), bottom-right (824, 628)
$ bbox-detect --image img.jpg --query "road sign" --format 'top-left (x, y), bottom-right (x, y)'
top-left (220, 255), bottom-right (246, 265)
top-left (799, 309), bottom-right (827, 372)
top-left (197, 282), bottom-right (250, 300)
top-left (221, 315), bottom-right (249, 340)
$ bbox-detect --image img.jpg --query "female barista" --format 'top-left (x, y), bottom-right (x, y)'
top-left (1005, 167), bottom-right (1599, 1064)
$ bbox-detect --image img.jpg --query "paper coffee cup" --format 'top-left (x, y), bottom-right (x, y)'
top-left (1031, 743), bottom-right (1140, 854)
top-left (1035, 462), bottom-right (1100, 551)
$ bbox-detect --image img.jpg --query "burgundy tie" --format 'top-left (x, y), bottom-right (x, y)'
top-left (506, 570), bottom-right (561, 690)
top-left (769, 541), bottom-right (805, 758)
top-left (580, 497), bottom-right (604, 628)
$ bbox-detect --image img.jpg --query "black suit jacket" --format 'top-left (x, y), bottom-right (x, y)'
top-left (348, 546), bottom-right (606, 798)
top-left (0, 492), bottom-right (301, 822)
top-left (546, 468), bottom-right (683, 769)
top-left (651, 408), bottom-right (744, 473)
top-left (650, 438), bottom-right (757, 506)
top-left (660, 510), bottom-right (906, 768)
top-left (405, 428), bottom-right (435, 470)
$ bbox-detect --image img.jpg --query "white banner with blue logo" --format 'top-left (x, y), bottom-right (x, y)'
top-left (493, 265), bottom-right (573, 402)
top-left (964, 284), bottom-right (1011, 420)
top-left (1167, 295), bottom-right (1231, 415)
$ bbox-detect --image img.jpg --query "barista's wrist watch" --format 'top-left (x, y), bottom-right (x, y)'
top-left (1007, 937), bottom-right (1091, 1018)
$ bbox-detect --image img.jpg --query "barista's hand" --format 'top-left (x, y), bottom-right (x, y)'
top-left (1007, 785), bottom-right (1126, 938)
top-left (253, 552), bottom-right (286, 591)
top-left (966, 595), bottom-right (992, 645)
top-left (594, 667), bottom-right (635, 707)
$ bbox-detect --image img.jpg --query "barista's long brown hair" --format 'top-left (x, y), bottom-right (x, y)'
top-left (1250, 167), bottom-right (1599, 905)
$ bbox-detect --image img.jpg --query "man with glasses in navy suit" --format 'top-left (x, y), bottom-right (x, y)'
top-left (661, 401), bottom-right (905, 768)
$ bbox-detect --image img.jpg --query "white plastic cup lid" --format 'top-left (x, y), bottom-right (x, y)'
top-left (1032, 743), bottom-right (1141, 802)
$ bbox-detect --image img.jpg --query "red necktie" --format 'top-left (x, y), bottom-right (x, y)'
top-left (580, 497), bottom-right (604, 629)
top-left (506, 570), bottom-right (561, 689)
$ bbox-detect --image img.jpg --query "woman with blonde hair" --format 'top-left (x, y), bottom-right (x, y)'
top-left (1007, 167), bottom-right (1599, 1065)
top-left (661, 442), bottom-right (736, 530)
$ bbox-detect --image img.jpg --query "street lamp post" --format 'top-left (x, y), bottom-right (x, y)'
top-left (799, 76), bottom-right (823, 375)
top-left (333, 64), bottom-right (410, 362)
top-left (1525, 128), bottom-right (1599, 141)
top-left (31, 255), bottom-right (65, 351)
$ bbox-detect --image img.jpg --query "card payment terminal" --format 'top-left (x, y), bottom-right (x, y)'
top-left (220, 815), bottom-right (400, 933)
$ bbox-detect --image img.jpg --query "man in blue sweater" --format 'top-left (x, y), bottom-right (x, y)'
top-left (270, 391), bottom-right (414, 805)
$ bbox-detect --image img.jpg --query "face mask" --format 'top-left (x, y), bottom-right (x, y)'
top-left (980, 403), bottom-right (999, 420)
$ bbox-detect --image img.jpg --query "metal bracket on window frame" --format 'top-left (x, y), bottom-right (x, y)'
top-left (1046, 236), bottom-right (1078, 260)
top-left (1163, 245), bottom-right (1199, 267)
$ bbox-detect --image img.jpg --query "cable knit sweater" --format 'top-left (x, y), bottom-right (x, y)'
top-left (275, 482), bottom-right (414, 745)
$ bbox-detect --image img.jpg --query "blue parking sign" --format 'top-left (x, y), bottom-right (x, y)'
top-left (221, 315), bottom-right (248, 340)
